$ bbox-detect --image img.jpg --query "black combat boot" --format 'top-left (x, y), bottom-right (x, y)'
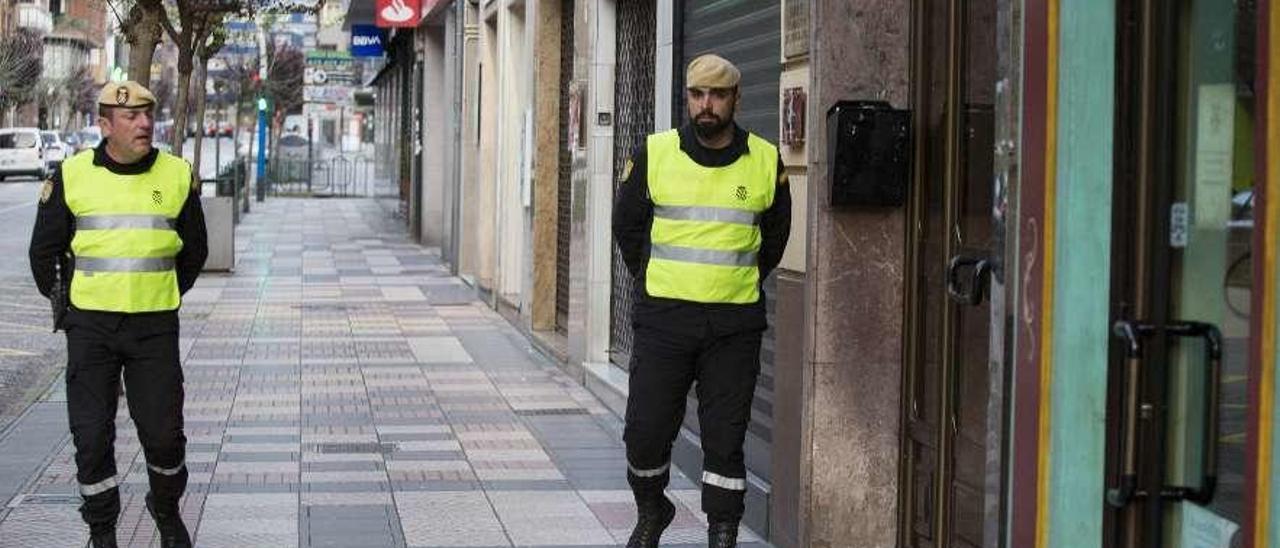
top-left (88, 529), bottom-right (119, 548)
top-left (708, 521), bottom-right (739, 548)
top-left (145, 493), bottom-right (192, 548)
top-left (626, 494), bottom-right (675, 548)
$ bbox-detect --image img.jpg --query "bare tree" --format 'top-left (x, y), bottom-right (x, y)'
top-left (151, 76), bottom-right (175, 120)
top-left (265, 43), bottom-right (304, 115)
top-left (221, 55), bottom-right (259, 155)
top-left (191, 20), bottom-right (227, 177)
top-left (64, 66), bottom-right (98, 129)
top-left (0, 29), bottom-right (44, 125)
top-left (116, 0), bottom-right (321, 156)
top-left (111, 0), bottom-right (166, 86)
top-left (263, 41), bottom-right (304, 152)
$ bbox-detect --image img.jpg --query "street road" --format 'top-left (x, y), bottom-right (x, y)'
top-left (0, 177), bottom-right (65, 433)
top-left (181, 136), bottom-right (238, 180)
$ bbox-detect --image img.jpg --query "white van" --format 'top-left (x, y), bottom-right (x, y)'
top-left (40, 130), bottom-right (69, 170)
top-left (0, 128), bottom-right (46, 181)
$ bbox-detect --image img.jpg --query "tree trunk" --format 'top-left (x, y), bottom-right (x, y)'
top-left (169, 50), bottom-right (193, 154)
top-left (191, 59), bottom-right (208, 178)
top-left (126, 6), bottom-right (163, 87)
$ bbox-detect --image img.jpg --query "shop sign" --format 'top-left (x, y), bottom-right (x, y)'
top-left (304, 86), bottom-right (355, 104)
top-left (351, 25), bottom-right (386, 57)
top-left (375, 0), bottom-right (420, 27)
top-left (305, 51), bottom-right (356, 86)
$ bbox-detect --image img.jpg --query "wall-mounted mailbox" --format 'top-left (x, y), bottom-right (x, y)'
top-left (826, 100), bottom-right (911, 207)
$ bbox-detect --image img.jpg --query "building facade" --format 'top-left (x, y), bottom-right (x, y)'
top-left (354, 0), bottom-right (1280, 546)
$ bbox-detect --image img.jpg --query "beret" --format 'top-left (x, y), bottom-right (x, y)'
top-left (686, 54), bottom-right (740, 89)
top-left (98, 81), bottom-right (156, 109)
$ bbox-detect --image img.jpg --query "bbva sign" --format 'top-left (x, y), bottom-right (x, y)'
top-left (351, 25), bottom-right (387, 57)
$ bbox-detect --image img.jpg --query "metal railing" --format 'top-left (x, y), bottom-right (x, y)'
top-left (264, 155), bottom-right (376, 197)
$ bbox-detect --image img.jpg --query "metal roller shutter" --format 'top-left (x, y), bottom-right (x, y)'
top-left (609, 0), bottom-right (656, 369)
top-left (555, 0), bottom-right (574, 334)
top-left (678, 0), bottom-right (780, 142)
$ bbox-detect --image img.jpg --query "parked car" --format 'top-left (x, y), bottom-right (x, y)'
top-left (278, 133), bottom-right (309, 160)
top-left (62, 131), bottom-right (81, 151)
top-left (0, 128), bottom-right (47, 180)
top-left (75, 126), bottom-right (103, 152)
top-left (40, 130), bottom-right (70, 170)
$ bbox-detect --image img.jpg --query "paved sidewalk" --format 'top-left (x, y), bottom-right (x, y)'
top-left (0, 198), bottom-right (767, 547)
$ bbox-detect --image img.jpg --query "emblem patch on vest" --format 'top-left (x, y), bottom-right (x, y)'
top-left (735, 185), bottom-right (749, 201)
top-left (151, 189), bottom-right (162, 205)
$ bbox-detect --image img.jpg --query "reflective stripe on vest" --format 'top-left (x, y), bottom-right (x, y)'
top-left (61, 150), bottom-right (190, 313)
top-left (77, 214), bottom-right (176, 230)
top-left (650, 244), bottom-right (758, 267)
top-left (77, 257), bottom-right (176, 273)
top-left (653, 205), bottom-right (760, 226)
top-left (643, 129), bottom-right (777, 304)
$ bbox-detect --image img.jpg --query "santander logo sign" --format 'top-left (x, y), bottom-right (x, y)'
top-left (376, 0), bottom-right (420, 27)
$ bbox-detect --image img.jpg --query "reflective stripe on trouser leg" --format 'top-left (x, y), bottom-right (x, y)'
top-left (628, 462), bottom-right (670, 478)
top-left (148, 461), bottom-right (185, 476)
top-left (701, 471), bottom-right (746, 491)
top-left (79, 476), bottom-right (119, 496)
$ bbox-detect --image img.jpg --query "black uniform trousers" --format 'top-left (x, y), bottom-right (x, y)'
top-left (623, 317), bottom-right (763, 523)
top-left (65, 311), bottom-right (187, 534)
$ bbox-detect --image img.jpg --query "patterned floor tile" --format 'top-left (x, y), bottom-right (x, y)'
top-left (0, 199), bottom-right (774, 548)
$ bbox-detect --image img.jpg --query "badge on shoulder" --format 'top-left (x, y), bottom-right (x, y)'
top-left (620, 158), bottom-right (634, 182)
top-left (38, 179), bottom-right (54, 204)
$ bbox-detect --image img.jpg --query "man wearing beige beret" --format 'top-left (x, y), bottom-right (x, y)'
top-left (613, 53), bottom-right (791, 548)
top-left (30, 80), bottom-right (205, 548)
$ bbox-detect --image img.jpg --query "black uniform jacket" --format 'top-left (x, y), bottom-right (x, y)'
top-left (612, 123), bottom-right (791, 336)
top-left (28, 142), bottom-right (208, 335)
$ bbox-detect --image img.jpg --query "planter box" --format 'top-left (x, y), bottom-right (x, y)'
top-left (201, 196), bottom-right (234, 272)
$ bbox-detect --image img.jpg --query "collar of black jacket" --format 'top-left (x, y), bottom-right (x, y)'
top-left (677, 123), bottom-right (750, 167)
top-left (93, 140), bottom-right (159, 175)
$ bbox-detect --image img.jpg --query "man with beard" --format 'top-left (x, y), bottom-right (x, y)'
top-left (612, 54), bottom-right (790, 548)
top-left (29, 81), bottom-right (206, 548)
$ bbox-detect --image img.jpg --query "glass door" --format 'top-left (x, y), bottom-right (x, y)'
top-left (1106, 0), bottom-right (1258, 546)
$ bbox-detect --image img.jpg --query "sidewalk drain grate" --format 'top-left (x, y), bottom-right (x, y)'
top-left (312, 442), bottom-right (397, 454)
top-left (513, 408), bottom-right (590, 416)
top-left (15, 494), bottom-right (81, 506)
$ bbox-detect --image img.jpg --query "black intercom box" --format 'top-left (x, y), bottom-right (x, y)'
top-left (826, 101), bottom-right (911, 207)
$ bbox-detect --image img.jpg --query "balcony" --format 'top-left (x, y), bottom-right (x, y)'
top-left (16, 3), bottom-right (53, 35)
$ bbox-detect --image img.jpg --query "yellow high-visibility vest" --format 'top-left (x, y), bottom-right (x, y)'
top-left (644, 129), bottom-right (777, 304)
top-left (61, 150), bottom-right (190, 313)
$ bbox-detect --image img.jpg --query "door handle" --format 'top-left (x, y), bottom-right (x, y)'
top-left (1161, 321), bottom-right (1222, 505)
top-left (1104, 319), bottom-right (1222, 508)
top-left (1107, 320), bottom-right (1155, 508)
top-left (946, 255), bottom-right (991, 306)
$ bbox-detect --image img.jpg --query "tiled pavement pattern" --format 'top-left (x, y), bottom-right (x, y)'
top-left (0, 198), bottom-right (768, 547)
